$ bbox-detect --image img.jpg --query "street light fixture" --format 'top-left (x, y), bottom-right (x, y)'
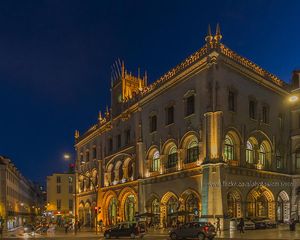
top-left (289, 95), bottom-right (298, 103)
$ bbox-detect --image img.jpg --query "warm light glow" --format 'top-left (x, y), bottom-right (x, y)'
top-left (63, 153), bottom-right (71, 160)
top-left (289, 95), bottom-right (298, 103)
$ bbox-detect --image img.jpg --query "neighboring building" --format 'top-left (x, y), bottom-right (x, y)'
top-left (0, 156), bottom-right (40, 230)
top-left (75, 25), bottom-right (299, 229)
top-left (46, 173), bottom-right (75, 223)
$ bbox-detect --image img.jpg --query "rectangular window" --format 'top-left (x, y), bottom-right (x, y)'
top-left (56, 176), bottom-right (61, 183)
top-left (296, 151), bottom-right (300, 169)
top-left (166, 106), bottom-right (174, 125)
top-left (125, 129), bottom-right (130, 145)
top-left (80, 153), bottom-right (84, 163)
top-left (150, 115), bottom-right (157, 133)
top-left (69, 185), bottom-right (73, 194)
top-left (57, 199), bottom-right (61, 210)
top-left (262, 106), bottom-right (269, 124)
top-left (276, 156), bottom-right (282, 169)
top-left (92, 147), bottom-right (97, 159)
top-left (186, 95), bottom-right (195, 116)
top-left (249, 100), bottom-right (256, 119)
top-left (117, 134), bottom-right (121, 149)
top-left (69, 199), bottom-right (73, 211)
top-left (86, 151), bottom-right (90, 162)
top-left (57, 185), bottom-right (61, 194)
top-left (228, 91), bottom-right (236, 112)
top-left (108, 138), bottom-right (113, 152)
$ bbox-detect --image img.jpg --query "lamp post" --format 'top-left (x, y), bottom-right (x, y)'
top-left (63, 153), bottom-right (99, 235)
top-left (63, 153), bottom-right (78, 235)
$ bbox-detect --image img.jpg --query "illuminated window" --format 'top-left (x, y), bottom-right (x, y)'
top-left (246, 141), bottom-right (254, 164)
top-left (186, 140), bottom-right (198, 163)
top-left (151, 151), bottom-right (160, 172)
top-left (224, 135), bottom-right (234, 161)
top-left (259, 144), bottom-right (266, 166)
top-left (167, 146), bottom-right (177, 168)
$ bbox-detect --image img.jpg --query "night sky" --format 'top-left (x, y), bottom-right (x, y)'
top-left (0, 0), bottom-right (299, 184)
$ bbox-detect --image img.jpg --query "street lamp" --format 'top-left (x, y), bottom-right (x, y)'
top-left (289, 95), bottom-right (298, 103)
top-left (63, 153), bottom-right (78, 235)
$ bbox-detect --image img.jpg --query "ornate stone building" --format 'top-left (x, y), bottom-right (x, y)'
top-left (75, 25), bottom-right (300, 228)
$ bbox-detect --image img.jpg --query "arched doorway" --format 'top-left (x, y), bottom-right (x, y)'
top-left (227, 189), bottom-right (242, 218)
top-left (78, 202), bottom-right (84, 224)
top-left (107, 197), bottom-right (118, 226)
top-left (247, 186), bottom-right (275, 220)
top-left (124, 194), bottom-right (136, 222)
top-left (277, 191), bottom-right (290, 222)
top-left (84, 202), bottom-right (92, 227)
top-left (160, 192), bottom-right (179, 228)
top-left (167, 196), bottom-right (178, 227)
top-left (181, 189), bottom-right (201, 223)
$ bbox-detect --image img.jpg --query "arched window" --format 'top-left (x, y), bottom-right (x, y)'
top-left (151, 151), bottom-right (160, 172)
top-left (224, 135), bottom-right (234, 161)
top-left (246, 141), bottom-right (254, 164)
top-left (259, 144), bottom-right (266, 166)
top-left (128, 161), bottom-right (133, 178)
top-left (167, 146), bottom-right (178, 168)
top-left (186, 140), bottom-right (199, 163)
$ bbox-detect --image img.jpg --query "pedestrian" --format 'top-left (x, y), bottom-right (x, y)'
top-left (216, 217), bottom-right (221, 233)
top-left (238, 218), bottom-right (245, 234)
top-left (64, 222), bottom-right (69, 234)
top-left (290, 218), bottom-right (296, 231)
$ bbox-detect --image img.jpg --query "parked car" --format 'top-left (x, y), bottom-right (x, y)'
top-left (23, 224), bottom-right (34, 233)
top-left (169, 222), bottom-right (216, 240)
top-left (243, 218), bottom-right (256, 230)
top-left (104, 221), bottom-right (146, 239)
top-left (251, 218), bottom-right (267, 229)
top-left (259, 217), bottom-right (277, 228)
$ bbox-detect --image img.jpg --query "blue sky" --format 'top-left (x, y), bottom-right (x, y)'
top-left (0, 0), bottom-right (299, 183)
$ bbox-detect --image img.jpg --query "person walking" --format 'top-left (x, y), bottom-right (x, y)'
top-left (216, 218), bottom-right (221, 233)
top-left (238, 218), bottom-right (245, 234)
top-left (64, 222), bottom-right (69, 234)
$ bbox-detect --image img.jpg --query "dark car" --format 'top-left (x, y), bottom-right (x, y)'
top-left (251, 218), bottom-right (267, 229)
top-left (169, 222), bottom-right (216, 240)
top-left (104, 221), bottom-right (146, 239)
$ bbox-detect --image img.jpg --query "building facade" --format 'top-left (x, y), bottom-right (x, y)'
top-left (46, 173), bottom-right (75, 223)
top-left (0, 156), bottom-right (41, 230)
top-left (75, 26), bottom-right (300, 228)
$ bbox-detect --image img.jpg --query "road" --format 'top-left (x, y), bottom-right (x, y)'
top-left (3, 224), bottom-right (300, 239)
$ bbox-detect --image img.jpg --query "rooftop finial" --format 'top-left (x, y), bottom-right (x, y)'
top-left (75, 130), bottom-right (80, 139)
top-left (214, 23), bottom-right (222, 42)
top-left (98, 111), bottom-right (102, 121)
top-left (205, 24), bottom-right (213, 43)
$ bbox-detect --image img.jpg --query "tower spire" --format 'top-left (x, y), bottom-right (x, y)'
top-left (205, 24), bottom-right (213, 43)
top-left (214, 23), bottom-right (222, 43)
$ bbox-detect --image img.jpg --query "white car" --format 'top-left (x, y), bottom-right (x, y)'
top-left (243, 219), bottom-right (255, 230)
